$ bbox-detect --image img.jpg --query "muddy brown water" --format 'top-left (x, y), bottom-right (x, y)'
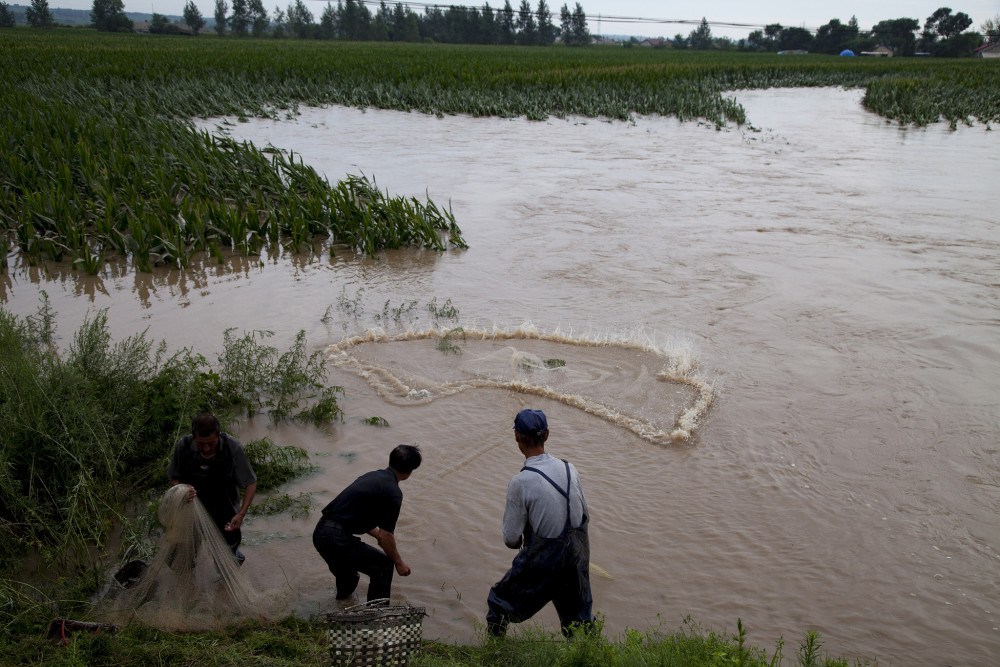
top-left (3, 88), bottom-right (999, 665)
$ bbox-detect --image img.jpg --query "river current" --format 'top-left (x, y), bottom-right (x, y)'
top-left (2, 88), bottom-right (998, 665)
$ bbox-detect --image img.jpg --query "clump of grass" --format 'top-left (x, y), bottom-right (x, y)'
top-left (217, 328), bottom-right (344, 424)
top-left (249, 492), bottom-right (313, 519)
top-left (427, 297), bottom-right (459, 322)
top-left (518, 356), bottom-right (566, 372)
top-left (243, 438), bottom-right (318, 491)
top-left (362, 416), bottom-right (390, 427)
top-left (436, 327), bottom-right (465, 355)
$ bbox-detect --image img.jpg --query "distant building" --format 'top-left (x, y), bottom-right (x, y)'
top-left (777, 50), bottom-right (809, 55)
top-left (638, 38), bottom-right (668, 48)
top-left (975, 43), bottom-right (1000, 58)
top-left (861, 45), bottom-right (894, 57)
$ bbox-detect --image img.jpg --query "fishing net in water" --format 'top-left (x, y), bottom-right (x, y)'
top-left (328, 326), bottom-right (714, 443)
top-left (96, 484), bottom-right (287, 631)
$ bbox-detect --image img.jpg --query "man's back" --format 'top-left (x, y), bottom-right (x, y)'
top-left (504, 452), bottom-right (588, 545)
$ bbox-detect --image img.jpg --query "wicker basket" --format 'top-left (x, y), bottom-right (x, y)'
top-left (325, 599), bottom-right (426, 667)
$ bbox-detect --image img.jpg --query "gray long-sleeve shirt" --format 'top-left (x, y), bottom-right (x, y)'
top-left (501, 452), bottom-right (589, 548)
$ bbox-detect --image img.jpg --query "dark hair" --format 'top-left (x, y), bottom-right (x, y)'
top-left (389, 444), bottom-right (422, 474)
top-left (191, 412), bottom-right (221, 437)
top-left (515, 430), bottom-right (548, 449)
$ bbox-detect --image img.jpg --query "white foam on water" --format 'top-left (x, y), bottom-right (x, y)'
top-left (324, 323), bottom-right (714, 444)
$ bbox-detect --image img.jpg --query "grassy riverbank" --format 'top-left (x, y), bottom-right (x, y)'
top-left (2, 612), bottom-right (871, 667)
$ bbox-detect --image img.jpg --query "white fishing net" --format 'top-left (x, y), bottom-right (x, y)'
top-left (327, 326), bottom-right (714, 443)
top-left (97, 484), bottom-right (287, 631)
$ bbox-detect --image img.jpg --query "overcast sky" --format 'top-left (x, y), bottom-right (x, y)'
top-left (42, 0), bottom-right (1000, 38)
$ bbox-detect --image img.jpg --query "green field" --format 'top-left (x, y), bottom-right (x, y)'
top-left (1, 30), bottom-right (998, 274)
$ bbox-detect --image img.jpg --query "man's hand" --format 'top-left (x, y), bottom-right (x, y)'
top-left (224, 512), bottom-right (245, 532)
top-left (170, 480), bottom-right (197, 503)
top-left (370, 528), bottom-right (410, 576)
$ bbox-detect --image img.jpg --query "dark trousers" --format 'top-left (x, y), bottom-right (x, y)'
top-left (486, 529), bottom-right (594, 638)
top-left (313, 519), bottom-right (394, 601)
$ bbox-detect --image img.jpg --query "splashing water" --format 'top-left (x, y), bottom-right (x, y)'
top-left (325, 324), bottom-right (714, 444)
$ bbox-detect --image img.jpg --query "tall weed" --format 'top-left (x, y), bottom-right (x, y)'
top-left (0, 300), bottom-right (341, 573)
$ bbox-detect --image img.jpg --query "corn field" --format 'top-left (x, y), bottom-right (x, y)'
top-left (1, 31), bottom-right (997, 273)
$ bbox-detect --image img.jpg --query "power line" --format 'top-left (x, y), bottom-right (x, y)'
top-left (291, 1), bottom-right (907, 37)
top-left (299, 0), bottom-right (811, 33)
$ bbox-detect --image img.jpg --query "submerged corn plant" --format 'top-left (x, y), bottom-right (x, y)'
top-left (4, 31), bottom-right (996, 275)
top-left (0, 33), bottom-right (469, 275)
top-left (436, 327), bottom-right (466, 355)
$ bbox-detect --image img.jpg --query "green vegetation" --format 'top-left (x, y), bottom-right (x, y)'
top-left (218, 328), bottom-right (344, 423)
top-left (436, 327), bottom-right (466, 355)
top-left (249, 491), bottom-right (313, 518)
top-left (0, 31), bottom-right (468, 275)
top-left (244, 438), bottom-right (318, 489)
top-left (428, 297), bottom-right (460, 322)
top-left (0, 298), bottom-right (337, 573)
top-left (0, 614), bottom-right (872, 666)
top-left (1, 30), bottom-right (997, 271)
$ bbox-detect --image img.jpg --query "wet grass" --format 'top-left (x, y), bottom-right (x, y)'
top-left (0, 613), bottom-right (874, 666)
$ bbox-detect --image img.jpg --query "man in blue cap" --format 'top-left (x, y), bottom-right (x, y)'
top-left (486, 408), bottom-right (595, 638)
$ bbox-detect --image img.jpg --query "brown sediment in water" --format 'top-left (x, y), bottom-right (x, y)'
top-left (2, 88), bottom-right (998, 665)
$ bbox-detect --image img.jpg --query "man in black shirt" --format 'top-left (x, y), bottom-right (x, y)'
top-left (167, 412), bottom-right (257, 565)
top-left (313, 444), bottom-right (422, 602)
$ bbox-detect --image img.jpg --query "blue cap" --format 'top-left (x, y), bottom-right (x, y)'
top-left (513, 409), bottom-right (548, 436)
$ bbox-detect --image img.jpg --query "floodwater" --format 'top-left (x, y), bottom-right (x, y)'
top-left (3, 87), bottom-right (999, 665)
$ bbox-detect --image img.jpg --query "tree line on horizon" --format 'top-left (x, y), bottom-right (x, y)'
top-left (1, 0), bottom-right (998, 56)
top-left (1, 0), bottom-right (594, 45)
top-left (651, 9), bottom-right (996, 57)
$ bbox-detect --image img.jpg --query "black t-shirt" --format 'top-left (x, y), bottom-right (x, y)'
top-left (321, 467), bottom-right (403, 535)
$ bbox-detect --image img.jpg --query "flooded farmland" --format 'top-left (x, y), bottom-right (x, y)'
top-left (3, 87), bottom-right (999, 665)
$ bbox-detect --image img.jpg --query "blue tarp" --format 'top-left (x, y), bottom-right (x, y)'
top-left (840, 49), bottom-right (856, 56)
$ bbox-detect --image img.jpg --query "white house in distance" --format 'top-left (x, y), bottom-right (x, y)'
top-left (975, 43), bottom-right (1000, 58)
top-left (861, 45), bottom-right (894, 57)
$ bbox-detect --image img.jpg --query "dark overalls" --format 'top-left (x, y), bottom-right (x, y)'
top-left (486, 460), bottom-right (595, 637)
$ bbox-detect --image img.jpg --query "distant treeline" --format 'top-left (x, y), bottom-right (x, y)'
top-left (2, 0), bottom-right (997, 56)
top-left (2, 0), bottom-right (595, 46)
top-left (665, 10), bottom-right (995, 58)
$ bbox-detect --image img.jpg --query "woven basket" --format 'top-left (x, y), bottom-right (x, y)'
top-left (326, 599), bottom-right (426, 667)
